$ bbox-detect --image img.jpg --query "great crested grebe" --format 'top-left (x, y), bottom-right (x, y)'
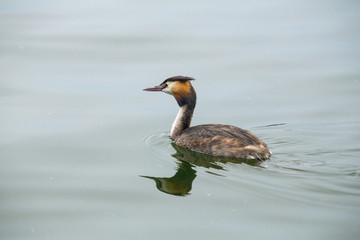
top-left (143, 76), bottom-right (271, 160)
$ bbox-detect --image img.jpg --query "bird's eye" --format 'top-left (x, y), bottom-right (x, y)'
top-left (162, 84), bottom-right (168, 89)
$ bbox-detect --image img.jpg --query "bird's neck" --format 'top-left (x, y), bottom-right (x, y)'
top-left (170, 104), bottom-right (194, 139)
top-left (170, 86), bottom-right (196, 139)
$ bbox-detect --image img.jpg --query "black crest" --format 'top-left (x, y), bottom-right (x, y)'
top-left (161, 76), bottom-right (195, 85)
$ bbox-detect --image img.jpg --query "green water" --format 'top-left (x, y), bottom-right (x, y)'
top-left (1, 1), bottom-right (360, 239)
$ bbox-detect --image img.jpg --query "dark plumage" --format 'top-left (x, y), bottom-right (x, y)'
top-left (175, 124), bottom-right (270, 159)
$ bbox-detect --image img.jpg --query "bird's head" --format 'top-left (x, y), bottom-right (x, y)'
top-left (144, 76), bottom-right (196, 107)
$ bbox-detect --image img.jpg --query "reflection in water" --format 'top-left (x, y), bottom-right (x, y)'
top-left (141, 143), bottom-right (262, 196)
top-left (141, 161), bottom-right (196, 196)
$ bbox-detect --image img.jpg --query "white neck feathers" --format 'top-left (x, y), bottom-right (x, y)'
top-left (170, 106), bottom-right (187, 139)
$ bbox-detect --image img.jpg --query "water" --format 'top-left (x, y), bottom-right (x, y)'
top-left (1, 0), bottom-right (360, 239)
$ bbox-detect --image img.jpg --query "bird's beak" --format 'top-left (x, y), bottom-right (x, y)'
top-left (143, 85), bottom-right (163, 92)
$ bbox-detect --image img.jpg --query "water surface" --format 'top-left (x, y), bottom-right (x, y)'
top-left (1, 1), bottom-right (360, 239)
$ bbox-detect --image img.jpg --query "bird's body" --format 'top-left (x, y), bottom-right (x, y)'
top-left (144, 76), bottom-right (271, 160)
top-left (174, 124), bottom-right (270, 159)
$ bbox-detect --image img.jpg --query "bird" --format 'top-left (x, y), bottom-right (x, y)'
top-left (143, 76), bottom-right (271, 160)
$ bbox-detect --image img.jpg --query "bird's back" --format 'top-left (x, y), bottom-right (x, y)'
top-left (174, 124), bottom-right (271, 160)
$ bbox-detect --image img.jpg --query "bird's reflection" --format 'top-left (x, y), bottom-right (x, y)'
top-left (141, 160), bottom-right (196, 196)
top-left (141, 143), bottom-right (262, 196)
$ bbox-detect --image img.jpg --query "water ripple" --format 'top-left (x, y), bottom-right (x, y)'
top-left (142, 131), bottom-right (173, 158)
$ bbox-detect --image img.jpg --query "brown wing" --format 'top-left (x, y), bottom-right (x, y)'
top-left (174, 124), bottom-right (271, 159)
